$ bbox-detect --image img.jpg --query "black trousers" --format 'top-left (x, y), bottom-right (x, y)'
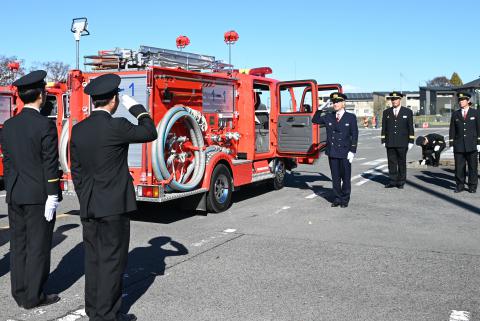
top-left (454, 151), bottom-right (478, 189)
top-left (387, 147), bottom-right (408, 186)
top-left (82, 214), bottom-right (130, 321)
top-left (423, 147), bottom-right (444, 166)
top-left (8, 203), bottom-right (55, 308)
top-left (328, 157), bottom-right (352, 204)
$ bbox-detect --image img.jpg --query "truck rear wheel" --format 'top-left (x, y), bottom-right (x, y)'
top-left (271, 159), bottom-right (286, 190)
top-left (207, 164), bottom-right (233, 213)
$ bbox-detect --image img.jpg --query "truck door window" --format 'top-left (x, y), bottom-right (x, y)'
top-left (0, 96), bottom-right (12, 124)
top-left (253, 83), bottom-right (271, 129)
top-left (41, 94), bottom-right (58, 119)
top-left (63, 94), bottom-right (70, 118)
top-left (279, 84), bottom-right (313, 113)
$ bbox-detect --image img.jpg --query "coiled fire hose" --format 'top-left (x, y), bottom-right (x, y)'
top-left (152, 105), bottom-right (207, 192)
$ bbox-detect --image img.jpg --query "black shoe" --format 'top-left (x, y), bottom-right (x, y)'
top-left (468, 188), bottom-right (477, 194)
top-left (340, 203), bottom-right (348, 208)
top-left (25, 294), bottom-right (60, 310)
top-left (385, 183), bottom-right (396, 188)
top-left (454, 186), bottom-right (464, 193)
top-left (331, 202), bottom-right (340, 207)
top-left (397, 184), bottom-right (404, 189)
top-left (117, 313), bottom-right (137, 321)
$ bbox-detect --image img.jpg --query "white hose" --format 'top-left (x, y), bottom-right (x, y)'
top-left (59, 120), bottom-right (70, 173)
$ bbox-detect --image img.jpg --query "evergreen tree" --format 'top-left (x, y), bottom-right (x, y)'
top-left (450, 72), bottom-right (463, 86)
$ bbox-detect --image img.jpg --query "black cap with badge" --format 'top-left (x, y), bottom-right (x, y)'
top-left (457, 92), bottom-right (471, 101)
top-left (84, 73), bottom-right (121, 100)
top-left (12, 70), bottom-right (47, 90)
top-left (330, 92), bottom-right (347, 103)
top-left (388, 91), bottom-right (404, 99)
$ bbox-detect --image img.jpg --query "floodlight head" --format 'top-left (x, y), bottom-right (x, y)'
top-left (71, 17), bottom-right (89, 41)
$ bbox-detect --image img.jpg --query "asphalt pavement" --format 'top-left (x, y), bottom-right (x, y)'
top-left (0, 127), bottom-right (479, 321)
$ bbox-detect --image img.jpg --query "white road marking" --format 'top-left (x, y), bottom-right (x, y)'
top-left (56, 308), bottom-right (87, 321)
top-left (305, 194), bottom-right (317, 199)
top-left (223, 228), bottom-right (236, 233)
top-left (0, 194), bottom-right (5, 197)
top-left (355, 169), bottom-right (389, 186)
top-left (352, 164), bottom-right (389, 186)
top-left (361, 158), bottom-right (387, 166)
top-left (353, 157), bottom-right (366, 162)
top-left (273, 206), bottom-right (291, 214)
top-left (449, 310), bottom-right (470, 321)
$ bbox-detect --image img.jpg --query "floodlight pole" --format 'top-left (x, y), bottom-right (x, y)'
top-left (76, 37), bottom-right (80, 70)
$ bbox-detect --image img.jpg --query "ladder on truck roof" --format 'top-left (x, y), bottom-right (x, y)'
top-left (84, 45), bottom-right (233, 71)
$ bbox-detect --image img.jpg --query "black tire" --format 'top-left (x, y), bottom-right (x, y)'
top-left (270, 159), bottom-right (286, 190)
top-left (207, 164), bottom-right (233, 213)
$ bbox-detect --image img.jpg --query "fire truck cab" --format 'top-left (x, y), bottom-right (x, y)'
top-left (62, 46), bottom-right (342, 212)
top-left (0, 82), bottom-right (68, 180)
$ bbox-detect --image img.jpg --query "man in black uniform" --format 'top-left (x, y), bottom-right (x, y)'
top-left (312, 92), bottom-right (358, 208)
top-left (70, 74), bottom-right (157, 321)
top-left (448, 92), bottom-right (480, 193)
top-left (381, 91), bottom-right (415, 189)
top-left (2, 70), bottom-right (61, 309)
top-left (415, 133), bottom-right (446, 166)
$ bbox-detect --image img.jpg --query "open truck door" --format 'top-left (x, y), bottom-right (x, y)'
top-left (276, 81), bottom-right (342, 163)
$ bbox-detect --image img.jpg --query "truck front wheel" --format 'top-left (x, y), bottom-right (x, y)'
top-left (271, 159), bottom-right (286, 190)
top-left (206, 164), bottom-right (233, 213)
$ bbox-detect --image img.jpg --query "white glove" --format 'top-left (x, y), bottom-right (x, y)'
top-left (434, 145), bottom-right (440, 152)
top-left (382, 143), bottom-right (386, 147)
top-left (347, 152), bottom-right (355, 163)
top-left (44, 195), bottom-right (59, 222)
top-left (408, 143), bottom-right (413, 150)
top-left (477, 145), bottom-right (480, 153)
top-left (121, 94), bottom-right (138, 111)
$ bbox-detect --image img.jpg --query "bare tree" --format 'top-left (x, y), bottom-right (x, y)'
top-left (0, 55), bottom-right (25, 85)
top-left (31, 61), bottom-right (70, 82)
top-left (426, 76), bottom-right (452, 87)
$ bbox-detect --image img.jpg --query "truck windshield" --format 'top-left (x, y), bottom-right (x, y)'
top-left (0, 95), bottom-right (12, 124)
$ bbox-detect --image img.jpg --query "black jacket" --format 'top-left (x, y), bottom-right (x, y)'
top-left (312, 111), bottom-right (358, 158)
top-left (2, 108), bottom-right (61, 205)
top-left (423, 133), bottom-right (446, 152)
top-left (381, 106), bottom-right (414, 148)
top-left (448, 108), bottom-right (480, 153)
top-left (70, 105), bottom-right (157, 218)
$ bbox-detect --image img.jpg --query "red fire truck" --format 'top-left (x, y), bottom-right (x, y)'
top-left (61, 46), bottom-right (341, 212)
top-left (0, 81), bottom-right (68, 179)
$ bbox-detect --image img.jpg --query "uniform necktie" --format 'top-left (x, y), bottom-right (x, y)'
top-left (336, 113), bottom-right (340, 122)
top-left (463, 110), bottom-right (467, 120)
top-left (394, 109), bottom-right (398, 117)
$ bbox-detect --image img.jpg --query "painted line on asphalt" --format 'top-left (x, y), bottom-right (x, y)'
top-left (352, 164), bottom-right (388, 186)
top-left (305, 194), bottom-right (317, 199)
top-left (56, 308), bottom-right (87, 321)
top-left (273, 206), bottom-right (290, 214)
top-left (361, 158), bottom-right (387, 166)
top-left (0, 213), bottom-right (71, 229)
top-left (192, 228), bottom-right (238, 247)
top-left (449, 310), bottom-right (470, 321)
top-left (353, 157), bottom-right (366, 162)
top-left (355, 169), bottom-right (389, 186)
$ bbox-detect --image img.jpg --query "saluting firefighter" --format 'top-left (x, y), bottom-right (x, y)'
top-left (448, 92), bottom-right (480, 193)
top-left (381, 91), bottom-right (414, 189)
top-left (2, 70), bottom-right (62, 309)
top-left (415, 133), bottom-right (446, 167)
top-left (313, 92), bottom-right (358, 208)
top-left (70, 74), bottom-right (157, 321)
